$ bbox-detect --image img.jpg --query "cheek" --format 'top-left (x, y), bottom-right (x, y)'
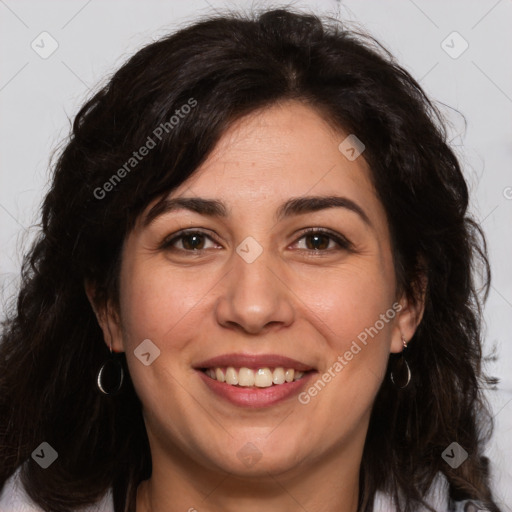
top-left (118, 260), bottom-right (214, 348)
top-left (117, 261), bottom-right (209, 421)
top-left (295, 262), bottom-right (395, 401)
top-left (295, 260), bottom-right (396, 345)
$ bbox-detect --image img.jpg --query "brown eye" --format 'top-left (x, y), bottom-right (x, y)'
top-left (304, 233), bottom-right (331, 250)
top-left (180, 233), bottom-right (206, 250)
top-left (160, 230), bottom-right (218, 252)
top-left (293, 229), bottom-right (352, 252)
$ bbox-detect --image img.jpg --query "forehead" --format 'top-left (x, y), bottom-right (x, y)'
top-left (166, 101), bottom-right (381, 218)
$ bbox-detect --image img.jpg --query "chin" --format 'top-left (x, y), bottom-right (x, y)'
top-left (205, 443), bottom-right (307, 477)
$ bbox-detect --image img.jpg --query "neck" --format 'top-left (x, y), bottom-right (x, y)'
top-left (136, 439), bottom-right (361, 512)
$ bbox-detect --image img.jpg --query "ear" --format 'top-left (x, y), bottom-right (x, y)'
top-left (390, 274), bottom-right (427, 353)
top-left (84, 279), bottom-right (125, 353)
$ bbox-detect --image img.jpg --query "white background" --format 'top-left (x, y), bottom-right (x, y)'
top-left (0, 0), bottom-right (511, 509)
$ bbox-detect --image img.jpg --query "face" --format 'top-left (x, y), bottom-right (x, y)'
top-left (94, 101), bottom-right (421, 480)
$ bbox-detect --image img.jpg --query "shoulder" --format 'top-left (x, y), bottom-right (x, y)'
top-left (373, 473), bottom-right (492, 511)
top-left (0, 469), bottom-right (41, 512)
top-left (0, 467), bottom-right (114, 512)
top-left (452, 499), bottom-right (492, 512)
top-left (1, 467), bottom-right (491, 512)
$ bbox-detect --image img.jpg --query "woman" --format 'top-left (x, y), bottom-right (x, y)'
top-left (0, 7), bottom-right (503, 512)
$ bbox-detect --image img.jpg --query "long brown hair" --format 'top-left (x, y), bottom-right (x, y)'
top-left (0, 7), bottom-right (501, 512)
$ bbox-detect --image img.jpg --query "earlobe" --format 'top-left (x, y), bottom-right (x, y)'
top-left (391, 288), bottom-right (426, 353)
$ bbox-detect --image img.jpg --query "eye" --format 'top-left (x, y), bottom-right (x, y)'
top-left (292, 228), bottom-right (352, 253)
top-left (159, 228), bottom-right (353, 255)
top-left (160, 230), bottom-right (219, 252)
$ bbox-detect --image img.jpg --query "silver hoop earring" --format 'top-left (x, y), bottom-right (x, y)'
top-left (97, 342), bottom-right (124, 395)
top-left (390, 335), bottom-right (411, 389)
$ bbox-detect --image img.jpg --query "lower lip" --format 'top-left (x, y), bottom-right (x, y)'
top-left (197, 370), bottom-right (316, 408)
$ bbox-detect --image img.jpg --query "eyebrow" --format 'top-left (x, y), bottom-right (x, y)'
top-left (142, 195), bottom-right (372, 228)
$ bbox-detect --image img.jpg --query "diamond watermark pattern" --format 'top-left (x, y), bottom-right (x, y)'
top-left (31, 442), bottom-right (58, 469)
top-left (31, 31), bottom-right (59, 59)
top-left (236, 236), bottom-right (263, 263)
top-left (237, 442), bottom-right (263, 467)
top-left (338, 134), bottom-right (365, 161)
top-left (441, 441), bottom-right (468, 468)
top-left (134, 338), bottom-right (161, 366)
top-left (441, 31), bottom-right (469, 59)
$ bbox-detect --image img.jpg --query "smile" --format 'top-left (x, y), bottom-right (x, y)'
top-left (194, 353), bottom-right (317, 407)
top-left (201, 366), bottom-right (308, 387)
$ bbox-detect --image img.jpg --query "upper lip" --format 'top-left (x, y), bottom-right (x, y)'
top-left (194, 353), bottom-right (315, 372)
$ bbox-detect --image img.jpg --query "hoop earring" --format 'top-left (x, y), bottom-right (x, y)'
top-left (97, 340), bottom-right (124, 395)
top-left (390, 335), bottom-right (411, 389)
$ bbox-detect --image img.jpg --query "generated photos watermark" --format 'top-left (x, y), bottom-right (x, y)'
top-left (298, 301), bottom-right (403, 404)
top-left (93, 97), bottom-right (197, 200)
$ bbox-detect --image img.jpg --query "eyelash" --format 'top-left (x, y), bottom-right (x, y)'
top-left (159, 228), bottom-right (353, 255)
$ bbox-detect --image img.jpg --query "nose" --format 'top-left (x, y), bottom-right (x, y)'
top-left (214, 245), bottom-right (295, 335)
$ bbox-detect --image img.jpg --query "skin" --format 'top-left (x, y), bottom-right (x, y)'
top-left (87, 100), bottom-right (424, 512)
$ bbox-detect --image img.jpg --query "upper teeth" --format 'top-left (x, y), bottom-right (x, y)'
top-left (205, 367), bottom-right (305, 387)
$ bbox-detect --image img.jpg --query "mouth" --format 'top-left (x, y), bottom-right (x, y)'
top-left (199, 366), bottom-right (311, 387)
top-left (194, 353), bottom-right (317, 408)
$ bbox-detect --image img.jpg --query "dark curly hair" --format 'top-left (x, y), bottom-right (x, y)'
top-left (0, 7), bottom-right (501, 512)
